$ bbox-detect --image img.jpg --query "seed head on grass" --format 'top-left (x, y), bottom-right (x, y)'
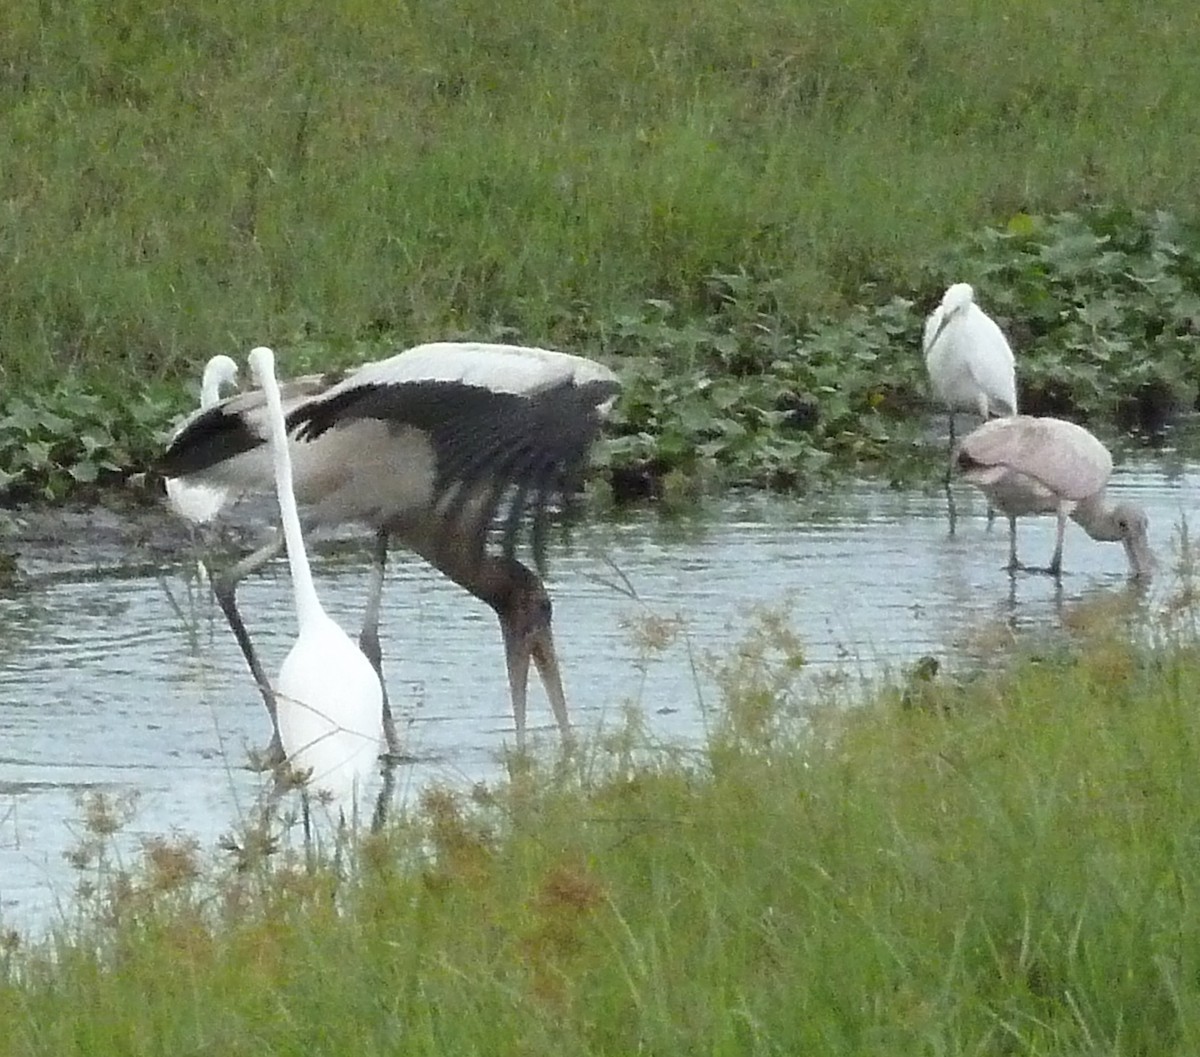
top-left (62, 790), bottom-right (141, 921)
top-left (218, 816), bottom-right (282, 874)
top-left (142, 836), bottom-right (201, 895)
top-left (536, 861), bottom-right (606, 918)
top-left (419, 786), bottom-right (496, 890)
top-left (518, 859), bottom-right (608, 1013)
top-left (705, 602), bottom-right (808, 746)
top-left (80, 790), bottom-right (138, 838)
top-left (622, 611), bottom-right (685, 658)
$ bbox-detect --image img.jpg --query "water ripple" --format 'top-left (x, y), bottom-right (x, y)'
top-left (0, 464), bottom-right (1196, 931)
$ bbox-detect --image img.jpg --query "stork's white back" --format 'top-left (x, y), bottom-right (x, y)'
top-left (337, 342), bottom-right (619, 397)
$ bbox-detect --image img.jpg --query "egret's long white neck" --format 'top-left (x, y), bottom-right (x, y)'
top-left (200, 376), bottom-right (222, 409)
top-left (200, 360), bottom-right (231, 409)
top-left (251, 347), bottom-right (322, 628)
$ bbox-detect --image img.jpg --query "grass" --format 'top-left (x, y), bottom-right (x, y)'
top-left (3, 0), bottom-right (1200, 386)
top-left (3, 0), bottom-right (1200, 499)
top-left (5, 587), bottom-right (1200, 1054)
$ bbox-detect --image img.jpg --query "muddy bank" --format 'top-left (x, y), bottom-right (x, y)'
top-left (0, 491), bottom-right (278, 581)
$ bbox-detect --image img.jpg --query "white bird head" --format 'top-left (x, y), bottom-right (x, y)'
top-left (205, 354), bottom-right (239, 389)
top-left (925, 282), bottom-right (979, 356)
top-left (940, 282), bottom-right (976, 315)
top-left (248, 346), bottom-right (276, 386)
top-left (199, 354), bottom-right (240, 410)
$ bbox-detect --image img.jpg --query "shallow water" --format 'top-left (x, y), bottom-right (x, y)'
top-left (1, 457), bottom-right (1196, 931)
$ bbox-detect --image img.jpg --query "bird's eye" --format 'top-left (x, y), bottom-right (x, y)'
top-left (1117, 518), bottom-right (1128, 531)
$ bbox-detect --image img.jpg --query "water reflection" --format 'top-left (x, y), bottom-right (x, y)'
top-left (0, 456), bottom-right (1195, 930)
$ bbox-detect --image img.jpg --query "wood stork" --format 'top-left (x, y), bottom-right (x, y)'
top-left (924, 282), bottom-right (1017, 528)
top-left (248, 345), bottom-right (385, 809)
top-left (165, 355), bottom-right (239, 524)
top-left (157, 341), bottom-right (621, 754)
top-left (955, 415), bottom-right (1155, 579)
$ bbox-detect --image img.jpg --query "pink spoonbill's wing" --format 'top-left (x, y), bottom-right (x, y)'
top-left (957, 416), bottom-right (1113, 502)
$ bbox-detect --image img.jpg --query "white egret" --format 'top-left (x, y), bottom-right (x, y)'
top-left (924, 282), bottom-right (1018, 527)
top-left (956, 415), bottom-right (1155, 579)
top-left (248, 345), bottom-right (385, 810)
top-left (165, 355), bottom-right (239, 523)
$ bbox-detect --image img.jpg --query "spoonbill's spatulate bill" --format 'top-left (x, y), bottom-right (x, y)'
top-left (956, 415), bottom-right (1155, 579)
top-left (158, 342), bottom-right (620, 753)
top-left (248, 345), bottom-right (385, 811)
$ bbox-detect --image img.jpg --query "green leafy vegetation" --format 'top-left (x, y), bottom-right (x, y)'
top-left (3, 206), bottom-right (1200, 501)
top-left (2, 0), bottom-right (1199, 498)
top-left (943, 208), bottom-right (1200, 428)
top-left (0, 380), bottom-right (173, 499)
top-left (599, 206), bottom-right (1200, 497)
top-left (4, 591), bottom-right (1200, 1054)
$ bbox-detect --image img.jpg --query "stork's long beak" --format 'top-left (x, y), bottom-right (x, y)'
top-left (1124, 531), bottom-right (1157, 581)
top-left (503, 622), bottom-right (571, 750)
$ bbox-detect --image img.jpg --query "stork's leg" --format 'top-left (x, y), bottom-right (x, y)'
top-left (372, 754), bottom-right (396, 834)
top-left (1047, 511), bottom-right (1067, 579)
top-left (357, 528), bottom-right (401, 757)
top-left (1006, 516), bottom-right (1020, 573)
top-left (211, 530), bottom-right (286, 760)
top-left (944, 413), bottom-right (958, 535)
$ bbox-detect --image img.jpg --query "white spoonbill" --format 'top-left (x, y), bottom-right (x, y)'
top-left (955, 415), bottom-right (1155, 579)
top-left (924, 282), bottom-right (1018, 525)
top-left (249, 345), bottom-right (384, 810)
top-left (165, 355), bottom-right (239, 524)
top-left (157, 342), bottom-right (620, 754)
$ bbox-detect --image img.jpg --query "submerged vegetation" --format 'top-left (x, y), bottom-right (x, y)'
top-left (4, 591), bottom-right (1200, 1054)
top-left (2, 0), bottom-right (1200, 498)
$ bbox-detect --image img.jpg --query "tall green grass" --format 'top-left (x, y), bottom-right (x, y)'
top-left (3, 0), bottom-right (1200, 384)
top-left (5, 596), bottom-right (1200, 1054)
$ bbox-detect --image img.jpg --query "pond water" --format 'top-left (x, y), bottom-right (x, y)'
top-left (1, 455), bottom-right (1196, 933)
